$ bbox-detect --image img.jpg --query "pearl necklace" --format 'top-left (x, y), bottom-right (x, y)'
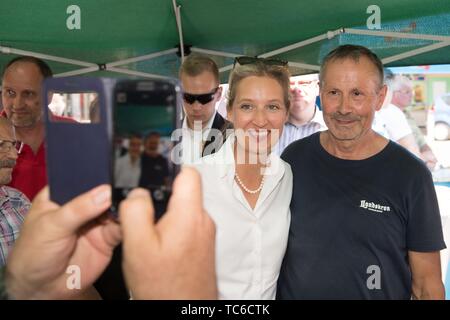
top-left (235, 171), bottom-right (265, 194)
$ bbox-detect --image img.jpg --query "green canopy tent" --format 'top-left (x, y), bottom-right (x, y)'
top-left (1, 0), bottom-right (450, 82)
top-left (3, 1), bottom-right (450, 300)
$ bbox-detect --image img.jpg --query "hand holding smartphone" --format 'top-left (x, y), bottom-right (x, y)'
top-left (43, 77), bottom-right (182, 219)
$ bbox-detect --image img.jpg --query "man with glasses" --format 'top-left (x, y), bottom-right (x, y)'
top-left (0, 117), bottom-right (30, 267)
top-left (275, 73), bottom-right (326, 155)
top-left (179, 55), bottom-right (231, 164)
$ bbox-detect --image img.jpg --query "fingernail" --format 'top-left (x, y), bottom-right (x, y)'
top-left (93, 185), bottom-right (111, 206)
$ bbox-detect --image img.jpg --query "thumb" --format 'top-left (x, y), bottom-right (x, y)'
top-left (166, 166), bottom-right (204, 219)
top-left (120, 188), bottom-right (158, 254)
top-left (29, 186), bottom-right (59, 214)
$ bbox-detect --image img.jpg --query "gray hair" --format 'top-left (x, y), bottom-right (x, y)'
top-left (319, 45), bottom-right (384, 89)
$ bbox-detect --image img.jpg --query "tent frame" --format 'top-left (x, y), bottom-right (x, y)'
top-left (2, 4), bottom-right (450, 80)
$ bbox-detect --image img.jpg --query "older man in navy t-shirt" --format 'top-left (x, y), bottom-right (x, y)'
top-left (277, 45), bottom-right (446, 300)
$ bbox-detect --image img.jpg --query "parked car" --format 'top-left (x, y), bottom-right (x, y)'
top-left (430, 93), bottom-right (450, 140)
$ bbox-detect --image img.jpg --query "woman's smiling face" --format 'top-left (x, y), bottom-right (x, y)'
top-left (228, 76), bottom-right (288, 157)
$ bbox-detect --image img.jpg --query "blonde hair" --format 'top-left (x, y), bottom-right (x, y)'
top-left (226, 62), bottom-right (291, 112)
top-left (179, 54), bottom-right (219, 84)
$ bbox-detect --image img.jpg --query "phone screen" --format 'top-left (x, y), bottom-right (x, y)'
top-left (112, 80), bottom-right (181, 219)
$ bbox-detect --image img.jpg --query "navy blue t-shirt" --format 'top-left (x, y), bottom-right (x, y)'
top-left (277, 132), bottom-right (446, 300)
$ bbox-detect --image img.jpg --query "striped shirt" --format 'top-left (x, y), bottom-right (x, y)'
top-left (275, 107), bottom-right (327, 155)
top-left (0, 186), bottom-right (30, 267)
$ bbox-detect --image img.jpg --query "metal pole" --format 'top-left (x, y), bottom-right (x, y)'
top-left (172, 0), bottom-right (185, 62)
top-left (0, 45), bottom-right (96, 67)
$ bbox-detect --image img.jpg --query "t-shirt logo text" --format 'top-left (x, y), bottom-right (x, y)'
top-left (360, 200), bottom-right (391, 213)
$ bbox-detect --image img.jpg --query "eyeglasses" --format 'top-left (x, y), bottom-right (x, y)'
top-left (290, 80), bottom-right (318, 88)
top-left (395, 89), bottom-right (412, 95)
top-left (183, 87), bottom-right (219, 105)
top-left (0, 139), bottom-right (23, 154)
top-left (233, 56), bottom-right (288, 68)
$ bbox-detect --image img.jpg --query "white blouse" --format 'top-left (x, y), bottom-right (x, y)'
top-left (192, 136), bottom-right (292, 299)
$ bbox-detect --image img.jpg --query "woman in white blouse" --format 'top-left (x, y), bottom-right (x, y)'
top-left (193, 58), bottom-right (293, 299)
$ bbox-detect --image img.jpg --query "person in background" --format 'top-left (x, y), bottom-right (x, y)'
top-left (391, 74), bottom-right (438, 170)
top-left (275, 73), bottom-right (326, 155)
top-left (139, 132), bottom-right (169, 191)
top-left (179, 55), bottom-right (232, 164)
top-left (114, 134), bottom-right (143, 189)
top-left (0, 117), bottom-right (30, 267)
top-left (374, 70), bottom-right (421, 158)
top-left (1, 56), bottom-right (74, 200)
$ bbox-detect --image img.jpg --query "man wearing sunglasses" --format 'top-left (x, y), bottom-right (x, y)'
top-left (179, 55), bottom-right (231, 164)
top-left (0, 117), bottom-right (30, 267)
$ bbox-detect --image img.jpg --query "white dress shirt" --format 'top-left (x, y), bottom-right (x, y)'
top-left (114, 154), bottom-right (141, 188)
top-left (192, 136), bottom-right (292, 299)
top-left (376, 103), bottom-right (412, 141)
top-left (180, 111), bottom-right (217, 165)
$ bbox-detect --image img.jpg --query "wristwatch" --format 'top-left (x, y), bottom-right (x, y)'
top-left (0, 266), bottom-right (10, 300)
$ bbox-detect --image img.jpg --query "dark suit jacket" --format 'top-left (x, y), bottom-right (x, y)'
top-left (202, 112), bottom-right (233, 157)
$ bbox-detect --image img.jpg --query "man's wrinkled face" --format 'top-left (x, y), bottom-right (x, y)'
top-left (2, 61), bottom-right (44, 128)
top-left (0, 123), bottom-right (18, 185)
top-left (289, 74), bottom-right (319, 119)
top-left (392, 83), bottom-right (413, 110)
top-left (320, 57), bottom-right (386, 142)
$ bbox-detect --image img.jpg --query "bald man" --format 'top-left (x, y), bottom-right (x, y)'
top-left (1, 56), bottom-right (73, 200)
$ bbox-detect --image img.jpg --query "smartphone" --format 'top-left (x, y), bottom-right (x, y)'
top-left (44, 77), bottom-right (182, 220)
top-left (112, 79), bottom-right (182, 219)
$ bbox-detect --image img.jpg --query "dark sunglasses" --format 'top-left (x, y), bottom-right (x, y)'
top-left (183, 87), bottom-right (219, 105)
top-left (233, 56), bottom-right (288, 68)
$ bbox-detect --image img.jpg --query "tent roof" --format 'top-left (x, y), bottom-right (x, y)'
top-left (1, 0), bottom-right (450, 81)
